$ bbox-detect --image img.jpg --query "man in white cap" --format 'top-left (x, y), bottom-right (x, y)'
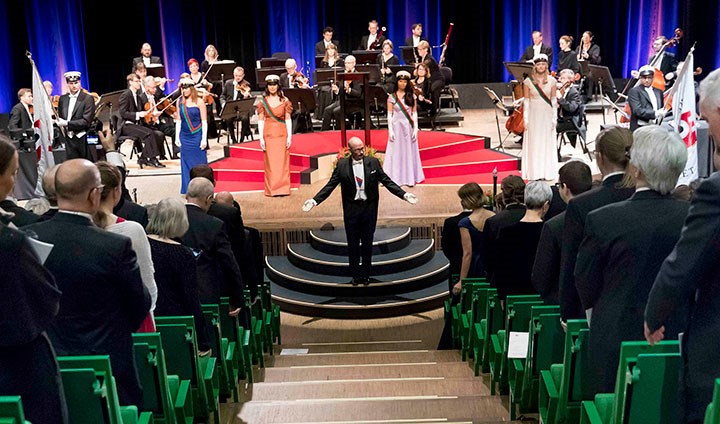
top-left (56, 71), bottom-right (96, 161)
top-left (627, 65), bottom-right (664, 131)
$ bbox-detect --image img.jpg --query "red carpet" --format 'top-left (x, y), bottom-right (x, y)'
top-left (211, 130), bottom-right (521, 192)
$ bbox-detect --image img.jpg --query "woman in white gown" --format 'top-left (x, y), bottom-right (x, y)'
top-left (522, 54), bottom-right (558, 180)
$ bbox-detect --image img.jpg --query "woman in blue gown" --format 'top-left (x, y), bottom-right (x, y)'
top-left (175, 77), bottom-right (208, 194)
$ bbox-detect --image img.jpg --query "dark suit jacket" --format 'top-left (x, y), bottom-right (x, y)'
top-left (315, 39), bottom-right (340, 55)
top-left (23, 212), bottom-right (150, 407)
top-left (313, 156), bottom-right (406, 223)
top-left (441, 210), bottom-right (473, 280)
top-left (1, 199), bottom-right (39, 227)
top-left (628, 85), bottom-right (663, 131)
top-left (482, 203), bottom-right (527, 284)
top-left (558, 173), bottom-right (634, 320)
top-left (520, 43), bottom-right (554, 64)
top-left (531, 211), bottom-right (565, 304)
top-left (649, 52), bottom-right (678, 76)
top-left (575, 43), bottom-right (601, 65)
top-left (57, 91), bottom-right (95, 135)
top-left (645, 173), bottom-right (720, 422)
top-left (117, 88), bottom-right (143, 130)
top-left (557, 86), bottom-right (582, 127)
top-left (132, 56), bottom-right (162, 69)
top-left (181, 204), bottom-right (244, 309)
top-left (221, 79), bottom-right (252, 103)
top-left (113, 196), bottom-right (148, 228)
top-left (545, 185), bottom-right (567, 221)
top-left (358, 34), bottom-right (386, 51)
top-left (8, 103), bottom-right (33, 133)
top-left (208, 201), bottom-right (246, 271)
top-left (404, 36), bottom-right (428, 47)
top-left (576, 190), bottom-right (689, 394)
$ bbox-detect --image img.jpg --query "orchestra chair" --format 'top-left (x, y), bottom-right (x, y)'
top-left (556, 103), bottom-right (592, 161)
top-left (439, 66), bottom-right (459, 112)
top-left (0, 396), bottom-right (28, 424)
top-left (110, 113), bottom-right (142, 160)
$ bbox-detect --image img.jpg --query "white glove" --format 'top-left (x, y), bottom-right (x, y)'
top-left (200, 121), bottom-right (208, 150)
top-left (412, 111), bottom-right (419, 142)
top-left (655, 109), bottom-right (666, 119)
top-left (302, 199), bottom-right (317, 212)
top-left (387, 111), bottom-right (395, 141)
top-left (258, 120), bottom-right (266, 151)
top-left (403, 193), bottom-right (418, 204)
top-left (285, 119), bottom-right (292, 149)
top-left (174, 120), bottom-right (181, 147)
top-left (56, 118), bottom-right (68, 127)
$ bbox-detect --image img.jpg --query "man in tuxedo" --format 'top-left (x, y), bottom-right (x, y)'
top-left (181, 177), bottom-right (244, 314)
top-left (532, 160), bottom-right (592, 304)
top-left (321, 55), bottom-right (364, 131)
top-left (645, 68), bottom-right (720, 424)
top-left (405, 23), bottom-right (427, 47)
top-left (358, 20), bottom-right (386, 51)
top-left (303, 137), bottom-right (418, 285)
top-left (8, 88), bottom-right (34, 137)
top-left (23, 158), bottom-right (150, 408)
top-left (55, 72), bottom-right (96, 161)
top-left (139, 76), bottom-right (174, 159)
top-left (628, 65), bottom-right (665, 131)
top-left (556, 69), bottom-right (584, 147)
top-left (315, 26), bottom-right (340, 56)
top-left (520, 30), bottom-right (554, 64)
top-left (132, 42), bottom-right (162, 70)
top-left (649, 36), bottom-right (678, 77)
top-left (221, 66), bottom-right (253, 143)
top-left (116, 73), bottom-right (165, 168)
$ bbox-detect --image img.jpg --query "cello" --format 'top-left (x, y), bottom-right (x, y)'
top-left (505, 80), bottom-right (525, 136)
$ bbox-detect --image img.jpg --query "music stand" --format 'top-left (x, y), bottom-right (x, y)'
top-left (94, 89), bottom-right (125, 128)
top-left (484, 87), bottom-right (509, 151)
top-left (220, 98), bottom-right (256, 145)
top-left (145, 64), bottom-right (165, 78)
top-left (356, 64), bottom-right (381, 84)
top-left (255, 67), bottom-right (286, 89)
top-left (351, 50), bottom-right (380, 65)
top-left (284, 88), bottom-right (317, 133)
top-left (259, 57), bottom-right (287, 68)
top-left (314, 55), bottom-right (325, 69)
top-left (337, 71), bottom-right (371, 147)
top-left (588, 64), bottom-right (616, 125)
top-left (400, 46), bottom-right (418, 65)
top-left (313, 68), bottom-right (339, 87)
top-left (367, 85), bottom-right (388, 127)
top-left (206, 60), bottom-right (237, 86)
top-left (503, 61), bottom-right (534, 83)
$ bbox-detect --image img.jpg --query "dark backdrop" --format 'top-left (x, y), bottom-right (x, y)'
top-left (1, 0), bottom-right (718, 113)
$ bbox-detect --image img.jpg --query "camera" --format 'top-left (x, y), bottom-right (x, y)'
top-left (10, 129), bottom-right (38, 153)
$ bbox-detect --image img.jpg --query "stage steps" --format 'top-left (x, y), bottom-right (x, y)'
top-left (266, 226), bottom-right (449, 318)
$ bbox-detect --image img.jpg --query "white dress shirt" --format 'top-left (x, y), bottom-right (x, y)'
top-left (352, 159), bottom-right (367, 200)
top-left (367, 34), bottom-right (377, 50)
top-left (66, 93), bottom-right (79, 137)
top-left (645, 86), bottom-right (659, 110)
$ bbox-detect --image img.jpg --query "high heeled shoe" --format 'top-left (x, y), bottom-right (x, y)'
top-left (150, 158), bottom-right (166, 168)
top-left (137, 158), bottom-right (149, 169)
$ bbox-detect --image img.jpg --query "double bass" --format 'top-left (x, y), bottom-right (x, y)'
top-left (505, 80), bottom-right (525, 136)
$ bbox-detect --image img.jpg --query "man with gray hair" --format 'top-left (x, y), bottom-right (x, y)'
top-left (23, 158), bottom-right (150, 407)
top-left (182, 177), bottom-right (244, 316)
top-left (645, 68), bottom-right (720, 423)
top-left (556, 68), bottom-right (583, 148)
top-left (574, 125), bottom-right (689, 397)
top-left (39, 164), bottom-right (60, 220)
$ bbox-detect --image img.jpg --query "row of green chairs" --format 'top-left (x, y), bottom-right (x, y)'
top-left (0, 396), bottom-right (29, 424)
top-left (705, 379), bottom-right (720, 424)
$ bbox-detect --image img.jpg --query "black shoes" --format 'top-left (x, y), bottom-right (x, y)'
top-left (138, 158), bottom-right (166, 169)
top-left (350, 277), bottom-right (363, 286)
top-left (349, 277), bottom-right (380, 286)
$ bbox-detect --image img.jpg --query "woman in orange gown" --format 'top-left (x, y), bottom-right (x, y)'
top-left (256, 74), bottom-right (293, 196)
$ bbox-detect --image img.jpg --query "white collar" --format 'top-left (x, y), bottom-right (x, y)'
top-left (602, 171), bottom-right (624, 181)
top-left (58, 210), bottom-right (94, 221)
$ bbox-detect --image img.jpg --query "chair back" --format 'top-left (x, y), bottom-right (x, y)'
top-left (440, 66), bottom-right (453, 85)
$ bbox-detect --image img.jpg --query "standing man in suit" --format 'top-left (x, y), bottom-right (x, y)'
top-left (358, 20), bottom-right (386, 51)
top-left (221, 66), bottom-right (253, 143)
top-left (556, 69), bottom-right (584, 147)
top-left (315, 26), bottom-right (340, 56)
top-left (520, 30), bottom-right (554, 64)
top-left (132, 42), bottom-right (162, 70)
top-left (532, 160), bottom-right (592, 304)
top-left (8, 88), bottom-right (34, 137)
top-left (55, 72), bottom-right (96, 161)
top-left (181, 177), bottom-right (244, 315)
top-left (628, 65), bottom-right (665, 131)
top-left (23, 158), bottom-right (150, 408)
top-left (645, 68), bottom-right (720, 424)
top-left (116, 73), bottom-right (165, 168)
top-left (303, 137), bottom-right (418, 285)
top-left (405, 23), bottom-right (427, 47)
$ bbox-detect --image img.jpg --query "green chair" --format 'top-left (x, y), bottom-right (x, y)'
top-left (0, 396), bottom-right (29, 424)
top-left (469, 287), bottom-right (497, 376)
top-left (538, 319), bottom-right (589, 424)
top-left (219, 297), bottom-right (253, 383)
top-left (57, 355), bottom-right (154, 424)
top-left (443, 274), bottom-right (460, 348)
top-left (201, 304), bottom-right (239, 402)
top-left (705, 379), bottom-right (720, 424)
top-left (154, 317), bottom-right (218, 423)
top-left (480, 290), bottom-right (505, 375)
top-left (259, 283), bottom-right (281, 346)
top-left (458, 280), bottom-right (489, 361)
top-left (132, 333), bottom-right (193, 424)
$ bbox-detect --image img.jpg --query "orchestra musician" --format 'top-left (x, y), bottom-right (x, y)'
top-left (139, 76), bottom-right (176, 159)
top-left (321, 55), bottom-right (363, 131)
top-left (557, 35), bottom-right (581, 75)
top-left (576, 31), bottom-right (601, 65)
top-left (132, 42), bottom-right (162, 70)
top-left (628, 65), bottom-right (664, 131)
top-left (43, 80), bottom-right (54, 97)
top-left (416, 40), bottom-right (445, 116)
top-left (201, 44), bottom-right (224, 115)
top-left (115, 73), bottom-right (165, 168)
top-left (555, 69), bottom-right (583, 148)
top-left (316, 44), bottom-right (343, 118)
top-left (188, 58), bottom-right (218, 139)
top-left (520, 30), bottom-right (554, 65)
top-left (377, 39), bottom-right (400, 93)
top-left (221, 66), bottom-right (254, 143)
top-left (358, 20), bottom-right (385, 51)
top-left (404, 23), bottom-right (427, 47)
top-left (315, 26), bottom-right (340, 56)
top-left (649, 36), bottom-right (679, 77)
top-left (280, 58), bottom-right (313, 133)
top-left (56, 71), bottom-right (96, 161)
top-left (8, 88), bottom-right (34, 137)
top-left (412, 63), bottom-right (433, 115)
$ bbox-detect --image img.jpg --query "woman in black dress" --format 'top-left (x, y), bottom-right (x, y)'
top-left (316, 43), bottom-right (343, 118)
top-left (377, 39), bottom-right (400, 93)
top-left (557, 35), bottom-right (580, 74)
top-left (416, 40), bottom-right (445, 115)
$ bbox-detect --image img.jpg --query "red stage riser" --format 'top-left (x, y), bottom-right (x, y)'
top-left (213, 169), bottom-right (304, 184)
top-left (228, 146), bottom-right (311, 167)
top-left (422, 159), bottom-right (520, 179)
top-left (417, 138), bottom-right (488, 161)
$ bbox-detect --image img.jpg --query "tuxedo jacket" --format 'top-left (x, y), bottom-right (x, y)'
top-left (180, 205), bottom-right (244, 309)
top-left (441, 210), bottom-right (473, 279)
top-left (208, 201), bottom-right (246, 272)
top-left (628, 85), bottom-right (663, 131)
top-left (221, 79), bottom-right (252, 103)
top-left (57, 91), bottom-right (95, 134)
top-left (531, 211), bottom-right (565, 304)
top-left (520, 43), bottom-right (554, 64)
top-left (117, 88), bottom-right (144, 130)
top-left (649, 52), bottom-right (678, 76)
top-left (557, 86), bottom-right (583, 128)
top-left (645, 173), bottom-right (720, 422)
top-left (8, 103), bottom-right (33, 133)
top-left (113, 196), bottom-right (149, 228)
top-left (23, 212), bottom-right (150, 407)
top-left (575, 190), bottom-right (689, 394)
top-left (313, 156), bottom-right (405, 223)
top-left (132, 56), bottom-right (161, 69)
top-left (558, 173), bottom-right (634, 320)
top-left (0, 199), bottom-right (39, 227)
top-left (404, 36), bottom-right (428, 47)
top-left (358, 34), bottom-right (386, 51)
top-left (315, 39), bottom-right (340, 55)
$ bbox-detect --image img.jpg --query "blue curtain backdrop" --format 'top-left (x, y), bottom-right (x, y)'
top-left (1, 0), bottom-right (718, 113)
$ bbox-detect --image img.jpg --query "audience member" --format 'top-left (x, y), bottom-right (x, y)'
top-left (494, 181), bottom-right (553, 302)
top-left (483, 175), bottom-right (526, 286)
top-left (558, 126), bottom-right (634, 321)
top-left (94, 161), bottom-right (157, 332)
top-left (146, 197), bottom-right (211, 353)
top-left (39, 164), bottom-right (60, 221)
top-left (532, 160), bottom-right (592, 304)
top-left (215, 191), bottom-right (235, 207)
top-left (440, 188), bottom-right (473, 281)
top-left (644, 68), bottom-right (720, 423)
top-left (181, 177), bottom-right (244, 315)
top-left (24, 197), bottom-right (51, 216)
top-left (575, 125), bottom-right (689, 397)
top-left (0, 135), bottom-right (39, 227)
top-left (23, 159), bottom-right (150, 407)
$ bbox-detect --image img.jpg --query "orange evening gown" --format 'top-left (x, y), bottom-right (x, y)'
top-left (257, 97), bottom-right (293, 196)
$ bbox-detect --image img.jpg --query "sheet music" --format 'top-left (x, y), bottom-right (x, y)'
top-left (507, 331), bottom-right (530, 359)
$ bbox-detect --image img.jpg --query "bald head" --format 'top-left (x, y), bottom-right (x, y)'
top-left (55, 159), bottom-right (101, 213)
top-left (42, 165), bottom-right (60, 205)
top-left (186, 177), bottom-right (215, 210)
top-left (348, 137), bottom-right (365, 160)
top-left (215, 191), bottom-right (234, 206)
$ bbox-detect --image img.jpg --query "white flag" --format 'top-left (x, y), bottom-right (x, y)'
top-left (29, 54), bottom-right (56, 196)
top-left (673, 49), bottom-right (698, 186)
